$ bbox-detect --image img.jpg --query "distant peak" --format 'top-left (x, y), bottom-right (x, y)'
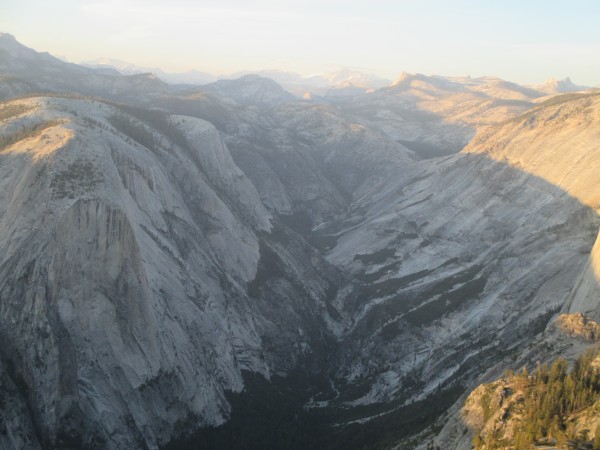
top-left (392, 72), bottom-right (435, 86)
top-left (203, 73), bottom-right (293, 106)
top-left (545, 76), bottom-right (572, 83)
top-left (0, 32), bottom-right (16, 41)
top-left (392, 72), bottom-right (415, 85)
top-left (397, 71), bottom-right (412, 81)
top-left (542, 76), bottom-right (583, 93)
top-left (0, 32), bottom-right (43, 59)
top-left (238, 73), bottom-right (262, 81)
top-left (397, 71), bottom-right (411, 81)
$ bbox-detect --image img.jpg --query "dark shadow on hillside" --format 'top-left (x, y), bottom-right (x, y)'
top-left (1, 91), bottom-right (600, 449)
top-left (158, 146), bottom-right (600, 449)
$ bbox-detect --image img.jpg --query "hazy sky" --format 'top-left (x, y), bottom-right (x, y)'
top-left (2, 0), bottom-right (600, 85)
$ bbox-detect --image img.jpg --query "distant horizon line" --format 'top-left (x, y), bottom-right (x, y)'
top-left (77, 57), bottom-right (588, 88)
top-left (1, 31), bottom-right (595, 89)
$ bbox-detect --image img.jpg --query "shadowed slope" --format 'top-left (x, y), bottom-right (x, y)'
top-left (0, 97), bottom-right (343, 449)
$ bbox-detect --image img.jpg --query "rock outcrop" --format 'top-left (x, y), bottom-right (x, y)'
top-left (0, 97), bottom-right (342, 448)
top-left (2, 34), bottom-right (600, 450)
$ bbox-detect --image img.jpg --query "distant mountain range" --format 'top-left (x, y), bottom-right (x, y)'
top-left (82, 53), bottom-right (592, 101)
top-left (82, 57), bottom-right (393, 97)
top-left (1, 31), bottom-right (600, 450)
top-left (82, 57), bottom-right (219, 85)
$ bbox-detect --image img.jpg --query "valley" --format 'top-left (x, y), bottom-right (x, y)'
top-left (1, 33), bottom-right (600, 449)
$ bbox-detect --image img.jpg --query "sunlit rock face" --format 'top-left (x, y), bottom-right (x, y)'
top-left (463, 94), bottom-right (600, 320)
top-left (2, 34), bottom-right (600, 450)
top-left (0, 97), bottom-right (344, 448)
top-left (314, 97), bottom-right (600, 421)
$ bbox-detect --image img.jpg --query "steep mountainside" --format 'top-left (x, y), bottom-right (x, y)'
top-left (0, 97), bottom-right (343, 449)
top-left (465, 92), bottom-right (600, 319)
top-left (1, 34), bottom-right (600, 450)
top-left (342, 73), bottom-right (544, 158)
top-left (307, 93), bottom-right (600, 447)
top-left (0, 33), bottom-right (170, 101)
top-left (461, 318), bottom-right (600, 450)
top-left (153, 83), bottom-right (600, 448)
top-left (155, 89), bottom-right (415, 224)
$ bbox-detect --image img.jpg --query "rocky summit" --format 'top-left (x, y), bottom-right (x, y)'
top-left (1, 34), bottom-right (600, 449)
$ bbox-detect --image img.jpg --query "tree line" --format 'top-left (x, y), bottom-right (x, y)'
top-left (474, 347), bottom-right (600, 449)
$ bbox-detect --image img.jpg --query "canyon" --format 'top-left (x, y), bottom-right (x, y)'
top-left (1, 33), bottom-right (599, 449)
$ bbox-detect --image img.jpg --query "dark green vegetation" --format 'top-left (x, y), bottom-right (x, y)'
top-left (473, 347), bottom-right (600, 450)
top-left (279, 211), bottom-right (339, 252)
top-left (108, 104), bottom-right (191, 155)
top-left (354, 264), bottom-right (486, 332)
top-left (161, 370), bottom-right (463, 450)
top-left (0, 103), bottom-right (31, 121)
top-left (154, 93), bottom-right (233, 132)
top-left (50, 158), bottom-right (104, 198)
top-left (0, 119), bottom-right (61, 150)
top-left (397, 139), bottom-right (456, 159)
top-left (108, 113), bottom-right (159, 151)
top-left (113, 104), bottom-right (191, 151)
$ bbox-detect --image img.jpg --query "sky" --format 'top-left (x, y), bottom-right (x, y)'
top-left (2, 0), bottom-right (600, 85)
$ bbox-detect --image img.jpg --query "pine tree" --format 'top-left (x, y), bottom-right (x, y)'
top-left (470, 348), bottom-right (600, 449)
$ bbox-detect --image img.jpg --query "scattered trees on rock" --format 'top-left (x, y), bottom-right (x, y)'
top-left (472, 347), bottom-right (600, 449)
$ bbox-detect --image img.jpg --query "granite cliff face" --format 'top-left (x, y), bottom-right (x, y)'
top-left (1, 35), bottom-right (600, 449)
top-left (465, 93), bottom-right (600, 321)
top-left (0, 97), bottom-right (343, 448)
top-left (309, 95), bottom-right (600, 440)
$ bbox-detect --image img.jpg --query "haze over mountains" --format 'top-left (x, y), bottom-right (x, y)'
top-left (1, 32), bottom-right (600, 449)
top-left (83, 57), bottom-right (394, 99)
top-left (81, 49), bottom-right (588, 99)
